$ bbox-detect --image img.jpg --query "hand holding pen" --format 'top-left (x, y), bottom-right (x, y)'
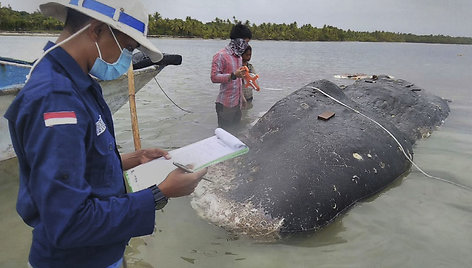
top-left (157, 163), bottom-right (208, 197)
top-left (173, 162), bottom-right (214, 183)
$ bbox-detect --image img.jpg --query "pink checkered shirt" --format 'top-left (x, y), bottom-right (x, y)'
top-left (211, 46), bottom-right (243, 108)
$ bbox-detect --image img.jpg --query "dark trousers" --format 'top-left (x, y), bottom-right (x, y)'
top-left (215, 102), bottom-right (241, 130)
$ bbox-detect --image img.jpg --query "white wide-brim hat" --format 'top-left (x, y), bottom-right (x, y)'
top-left (40, 0), bottom-right (163, 62)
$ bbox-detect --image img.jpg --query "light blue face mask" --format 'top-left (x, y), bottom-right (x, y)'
top-left (90, 26), bottom-right (133, 81)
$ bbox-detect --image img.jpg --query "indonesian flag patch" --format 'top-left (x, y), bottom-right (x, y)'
top-left (44, 111), bottom-right (77, 127)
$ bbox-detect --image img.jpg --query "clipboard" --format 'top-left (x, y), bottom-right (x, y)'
top-left (125, 128), bottom-right (249, 192)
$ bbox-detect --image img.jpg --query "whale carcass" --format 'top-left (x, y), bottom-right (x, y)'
top-left (191, 76), bottom-right (449, 238)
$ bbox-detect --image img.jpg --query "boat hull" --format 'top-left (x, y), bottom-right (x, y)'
top-left (0, 65), bottom-right (161, 161)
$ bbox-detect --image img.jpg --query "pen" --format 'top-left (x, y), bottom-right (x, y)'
top-left (173, 162), bottom-right (213, 183)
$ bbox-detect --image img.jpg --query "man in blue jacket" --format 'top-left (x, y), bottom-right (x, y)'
top-left (4, 1), bottom-right (206, 267)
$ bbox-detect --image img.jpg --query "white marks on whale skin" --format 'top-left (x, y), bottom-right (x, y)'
top-left (259, 127), bottom-right (279, 142)
top-left (332, 151), bottom-right (342, 159)
top-left (332, 184), bottom-right (341, 196)
top-left (353, 153), bottom-right (363, 160)
top-left (379, 162), bottom-right (386, 169)
top-left (329, 198), bottom-right (339, 211)
top-left (367, 153), bottom-right (372, 158)
top-left (300, 102), bottom-right (310, 110)
top-left (352, 175), bottom-right (360, 184)
top-left (328, 151), bottom-right (355, 168)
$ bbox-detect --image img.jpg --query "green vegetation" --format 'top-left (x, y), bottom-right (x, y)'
top-left (1, 4), bottom-right (471, 45)
top-left (0, 4), bottom-right (63, 32)
top-left (149, 14), bottom-right (472, 44)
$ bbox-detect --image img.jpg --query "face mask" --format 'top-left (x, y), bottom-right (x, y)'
top-left (228, 38), bottom-right (249, 57)
top-left (90, 26), bottom-right (133, 81)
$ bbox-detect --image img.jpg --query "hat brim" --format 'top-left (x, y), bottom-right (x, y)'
top-left (40, 2), bottom-right (163, 63)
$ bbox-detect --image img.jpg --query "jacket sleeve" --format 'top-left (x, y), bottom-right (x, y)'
top-left (16, 87), bottom-right (155, 249)
top-left (211, 52), bottom-right (231, 83)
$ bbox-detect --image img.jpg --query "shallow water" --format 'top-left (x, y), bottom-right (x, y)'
top-left (0, 37), bottom-right (471, 267)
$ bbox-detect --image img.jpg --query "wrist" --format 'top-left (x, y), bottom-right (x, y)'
top-left (230, 72), bottom-right (237, 80)
top-left (148, 184), bottom-right (168, 210)
top-left (137, 149), bottom-right (147, 165)
top-left (121, 151), bottom-right (141, 171)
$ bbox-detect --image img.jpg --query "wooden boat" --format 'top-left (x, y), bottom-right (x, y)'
top-left (0, 53), bottom-right (182, 161)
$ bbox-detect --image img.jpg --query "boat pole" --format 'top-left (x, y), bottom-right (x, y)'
top-left (127, 64), bottom-right (141, 151)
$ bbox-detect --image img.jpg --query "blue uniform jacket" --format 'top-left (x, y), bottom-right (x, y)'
top-left (4, 42), bottom-right (156, 268)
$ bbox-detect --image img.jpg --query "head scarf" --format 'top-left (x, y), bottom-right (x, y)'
top-left (228, 38), bottom-right (249, 57)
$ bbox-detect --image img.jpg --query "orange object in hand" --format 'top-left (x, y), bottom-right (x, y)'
top-left (242, 66), bottom-right (260, 91)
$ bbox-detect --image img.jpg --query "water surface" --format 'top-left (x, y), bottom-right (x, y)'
top-left (0, 37), bottom-right (471, 267)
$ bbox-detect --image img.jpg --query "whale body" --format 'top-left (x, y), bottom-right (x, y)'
top-left (192, 76), bottom-right (449, 238)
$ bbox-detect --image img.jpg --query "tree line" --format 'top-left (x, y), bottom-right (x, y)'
top-left (1, 5), bottom-right (471, 45)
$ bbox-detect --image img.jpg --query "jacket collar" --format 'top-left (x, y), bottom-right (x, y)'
top-left (44, 41), bottom-right (95, 92)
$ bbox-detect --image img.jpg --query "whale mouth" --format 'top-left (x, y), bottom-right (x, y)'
top-left (191, 164), bottom-right (284, 241)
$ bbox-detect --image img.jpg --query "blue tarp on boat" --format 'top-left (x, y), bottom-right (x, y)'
top-left (0, 57), bottom-right (32, 89)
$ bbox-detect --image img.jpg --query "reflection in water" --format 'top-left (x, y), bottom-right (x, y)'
top-left (0, 158), bottom-right (32, 267)
top-left (124, 238), bottom-right (155, 268)
top-left (278, 220), bottom-right (348, 248)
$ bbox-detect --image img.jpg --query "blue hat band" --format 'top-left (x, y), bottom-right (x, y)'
top-left (69, 0), bottom-right (145, 34)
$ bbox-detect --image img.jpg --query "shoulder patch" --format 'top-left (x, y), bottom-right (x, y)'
top-left (44, 111), bottom-right (77, 127)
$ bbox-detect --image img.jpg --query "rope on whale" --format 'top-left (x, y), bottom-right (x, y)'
top-left (308, 86), bottom-right (472, 192)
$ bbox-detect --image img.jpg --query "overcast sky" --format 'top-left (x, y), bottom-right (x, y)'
top-left (2, 0), bottom-right (471, 37)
